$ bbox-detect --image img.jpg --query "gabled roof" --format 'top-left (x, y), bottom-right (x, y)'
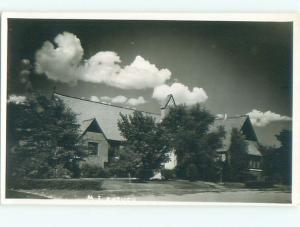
top-left (211, 115), bottom-right (262, 156)
top-left (81, 118), bottom-right (104, 136)
top-left (161, 94), bottom-right (176, 109)
top-left (54, 93), bottom-right (160, 141)
top-left (246, 140), bottom-right (262, 156)
top-left (211, 115), bottom-right (248, 151)
top-left (80, 118), bottom-right (95, 134)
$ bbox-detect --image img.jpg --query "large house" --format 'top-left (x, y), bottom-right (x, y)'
top-left (54, 92), bottom-right (263, 180)
top-left (212, 115), bottom-right (263, 181)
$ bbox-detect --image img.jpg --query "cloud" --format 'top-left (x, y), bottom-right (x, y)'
top-left (8, 95), bottom-right (26, 104)
top-left (247, 109), bottom-right (292, 127)
top-left (35, 32), bottom-right (83, 84)
top-left (127, 96), bottom-right (146, 106)
top-left (152, 82), bottom-right (208, 105)
top-left (35, 32), bottom-right (171, 89)
top-left (90, 95), bottom-right (146, 106)
top-left (111, 95), bottom-right (128, 104)
top-left (108, 56), bottom-right (171, 89)
top-left (90, 96), bottom-right (100, 102)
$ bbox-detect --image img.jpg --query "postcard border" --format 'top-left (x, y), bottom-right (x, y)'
top-left (1, 12), bottom-right (299, 206)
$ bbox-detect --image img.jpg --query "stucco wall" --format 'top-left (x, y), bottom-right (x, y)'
top-left (82, 131), bottom-right (109, 168)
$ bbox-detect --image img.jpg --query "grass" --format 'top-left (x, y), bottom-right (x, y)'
top-left (6, 189), bottom-right (49, 199)
top-left (6, 178), bottom-right (292, 203)
top-left (9, 178), bottom-right (104, 190)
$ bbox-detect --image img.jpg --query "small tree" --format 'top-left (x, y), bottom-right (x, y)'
top-left (7, 93), bottom-right (87, 183)
top-left (116, 111), bottom-right (171, 181)
top-left (227, 128), bottom-right (248, 181)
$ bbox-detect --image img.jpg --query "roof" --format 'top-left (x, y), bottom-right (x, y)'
top-left (56, 92), bottom-right (262, 156)
top-left (80, 118), bottom-right (94, 134)
top-left (211, 115), bottom-right (248, 151)
top-left (54, 93), bottom-right (160, 141)
top-left (246, 140), bottom-right (262, 156)
top-left (211, 115), bottom-right (262, 156)
top-left (161, 94), bottom-right (176, 109)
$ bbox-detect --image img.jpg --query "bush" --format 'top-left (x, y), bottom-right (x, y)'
top-left (185, 164), bottom-right (199, 181)
top-left (80, 164), bottom-right (111, 178)
top-left (9, 178), bottom-right (103, 190)
top-left (135, 168), bottom-right (154, 181)
top-left (244, 180), bottom-right (273, 188)
top-left (48, 165), bottom-right (73, 178)
top-left (161, 169), bottom-right (176, 180)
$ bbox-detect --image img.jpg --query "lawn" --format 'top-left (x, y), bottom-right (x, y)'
top-left (9, 178), bottom-right (292, 203)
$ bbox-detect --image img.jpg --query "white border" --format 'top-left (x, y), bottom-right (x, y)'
top-left (1, 12), bottom-right (299, 206)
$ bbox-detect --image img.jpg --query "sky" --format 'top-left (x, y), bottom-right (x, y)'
top-left (7, 19), bottom-right (293, 146)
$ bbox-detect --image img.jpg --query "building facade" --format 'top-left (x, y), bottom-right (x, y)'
top-left (55, 93), bottom-right (263, 179)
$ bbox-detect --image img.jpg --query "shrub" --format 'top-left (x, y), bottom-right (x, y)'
top-left (135, 168), bottom-right (154, 181)
top-left (48, 165), bottom-right (73, 178)
top-left (161, 169), bottom-right (176, 180)
top-left (80, 164), bottom-right (111, 178)
top-left (185, 164), bottom-right (199, 181)
top-left (9, 178), bottom-right (103, 190)
top-left (244, 180), bottom-right (273, 188)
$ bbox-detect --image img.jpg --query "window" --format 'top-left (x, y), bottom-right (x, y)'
top-left (249, 160), bottom-right (253, 168)
top-left (88, 142), bottom-right (98, 155)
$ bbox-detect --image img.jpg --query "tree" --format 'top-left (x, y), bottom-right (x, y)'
top-left (161, 104), bottom-right (225, 181)
top-left (275, 129), bottom-right (292, 184)
top-left (7, 93), bottom-right (87, 183)
top-left (227, 128), bottom-right (248, 181)
top-left (116, 111), bottom-right (171, 181)
top-left (259, 130), bottom-right (292, 185)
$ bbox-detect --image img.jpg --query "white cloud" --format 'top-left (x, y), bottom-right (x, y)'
top-left (247, 109), bottom-right (292, 127)
top-left (90, 96), bottom-right (100, 102)
top-left (8, 95), bottom-right (26, 104)
top-left (100, 96), bottom-right (112, 102)
top-left (111, 95), bottom-right (128, 104)
top-left (127, 96), bottom-right (146, 106)
top-left (35, 32), bottom-right (171, 89)
top-left (98, 95), bottom-right (146, 106)
top-left (35, 32), bottom-right (83, 84)
top-left (152, 82), bottom-right (208, 105)
top-left (108, 56), bottom-right (171, 89)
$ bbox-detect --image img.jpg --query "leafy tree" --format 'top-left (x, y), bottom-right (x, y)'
top-left (259, 130), bottom-right (292, 185)
top-left (259, 144), bottom-right (276, 181)
top-left (116, 111), bottom-right (171, 181)
top-left (275, 129), bottom-right (292, 184)
top-left (7, 93), bottom-right (87, 183)
top-left (227, 128), bottom-right (248, 181)
top-left (161, 104), bottom-right (225, 181)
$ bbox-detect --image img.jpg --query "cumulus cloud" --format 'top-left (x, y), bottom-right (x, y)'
top-left (247, 109), bottom-right (292, 127)
top-left (90, 95), bottom-right (146, 106)
top-left (35, 32), bottom-right (171, 89)
top-left (35, 32), bottom-right (83, 84)
top-left (152, 82), bottom-right (208, 105)
top-left (111, 95), bottom-right (128, 104)
top-left (90, 96), bottom-right (100, 102)
top-left (127, 96), bottom-right (146, 106)
top-left (8, 95), bottom-right (26, 104)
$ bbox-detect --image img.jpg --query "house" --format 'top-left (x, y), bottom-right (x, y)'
top-left (211, 115), bottom-right (263, 181)
top-left (54, 93), bottom-right (263, 180)
top-left (54, 92), bottom-right (161, 168)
